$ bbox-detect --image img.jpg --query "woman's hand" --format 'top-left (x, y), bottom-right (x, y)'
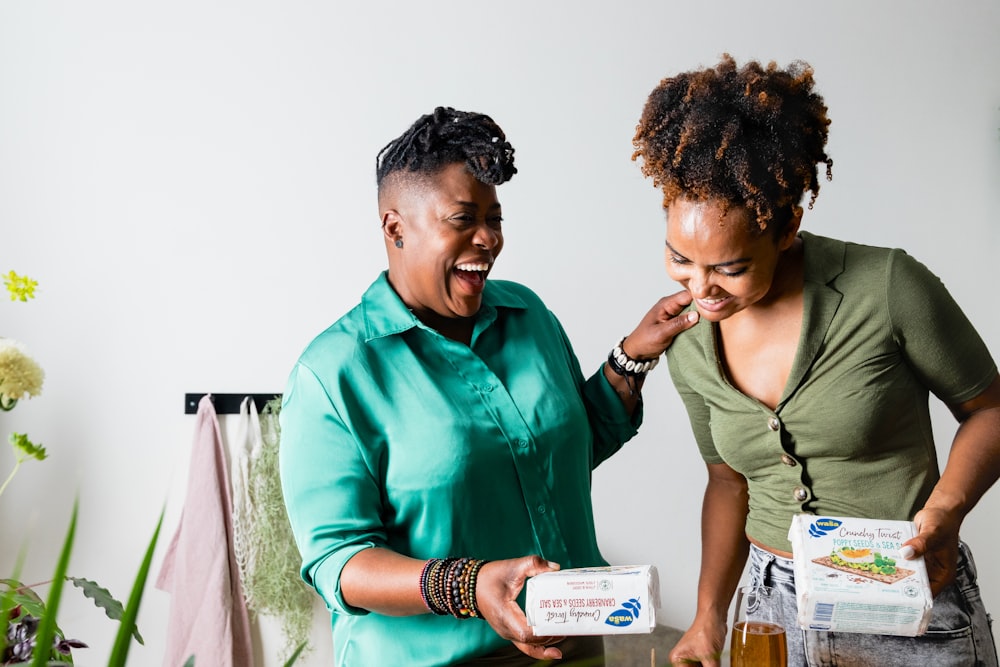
top-left (623, 290), bottom-right (698, 360)
top-left (475, 556), bottom-right (566, 661)
top-left (901, 505), bottom-right (962, 596)
top-left (669, 612), bottom-right (727, 666)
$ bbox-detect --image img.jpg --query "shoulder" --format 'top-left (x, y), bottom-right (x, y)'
top-left (295, 302), bottom-right (369, 372)
top-left (801, 231), bottom-right (923, 288)
top-left (484, 279), bottom-right (546, 310)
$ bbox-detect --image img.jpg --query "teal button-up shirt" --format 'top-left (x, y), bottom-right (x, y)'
top-left (279, 272), bottom-right (640, 666)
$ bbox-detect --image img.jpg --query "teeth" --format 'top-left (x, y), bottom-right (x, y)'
top-left (456, 263), bottom-right (490, 272)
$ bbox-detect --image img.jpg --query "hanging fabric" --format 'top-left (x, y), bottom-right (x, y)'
top-left (156, 394), bottom-right (254, 667)
top-left (230, 395), bottom-right (263, 609)
top-left (243, 397), bottom-right (314, 660)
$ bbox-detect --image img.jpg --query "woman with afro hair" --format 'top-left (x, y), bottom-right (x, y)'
top-left (632, 55), bottom-right (1000, 666)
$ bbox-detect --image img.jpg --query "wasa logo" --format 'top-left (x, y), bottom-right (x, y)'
top-left (605, 598), bottom-right (641, 627)
top-left (808, 518), bottom-right (842, 537)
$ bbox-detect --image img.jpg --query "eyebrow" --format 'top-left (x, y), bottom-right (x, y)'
top-left (664, 240), bottom-right (751, 267)
top-left (454, 200), bottom-right (501, 211)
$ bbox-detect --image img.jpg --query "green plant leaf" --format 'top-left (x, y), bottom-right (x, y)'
top-left (68, 577), bottom-right (142, 644)
top-left (107, 508), bottom-right (163, 667)
top-left (0, 582), bottom-right (48, 619)
top-left (30, 499), bottom-right (77, 667)
top-left (10, 432), bottom-right (47, 461)
top-left (282, 640), bottom-right (307, 667)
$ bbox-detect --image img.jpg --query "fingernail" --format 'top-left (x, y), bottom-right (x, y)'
top-left (687, 312), bottom-right (698, 322)
top-left (900, 545), bottom-right (916, 560)
top-left (547, 561), bottom-right (559, 569)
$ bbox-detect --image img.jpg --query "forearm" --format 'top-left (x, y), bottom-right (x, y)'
top-left (602, 361), bottom-right (644, 415)
top-left (693, 465), bottom-right (751, 624)
top-left (926, 417), bottom-right (1000, 522)
top-left (340, 547), bottom-right (429, 616)
top-left (926, 376), bottom-right (1000, 521)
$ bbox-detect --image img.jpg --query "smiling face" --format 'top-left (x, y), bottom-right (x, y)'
top-left (381, 162), bottom-right (503, 332)
top-left (664, 198), bottom-right (799, 322)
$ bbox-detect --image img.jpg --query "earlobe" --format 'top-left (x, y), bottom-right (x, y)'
top-left (382, 210), bottom-right (403, 244)
top-left (779, 206), bottom-right (804, 250)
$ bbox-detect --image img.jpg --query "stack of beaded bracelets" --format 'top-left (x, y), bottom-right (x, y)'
top-left (419, 557), bottom-right (489, 619)
top-left (607, 337), bottom-right (660, 377)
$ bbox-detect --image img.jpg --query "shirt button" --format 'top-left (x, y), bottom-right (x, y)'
top-left (781, 454), bottom-right (797, 467)
top-left (516, 439), bottom-right (528, 449)
top-left (793, 487), bottom-right (808, 502)
top-left (536, 504), bottom-right (547, 514)
top-left (768, 417), bottom-right (780, 431)
top-left (481, 383), bottom-right (494, 393)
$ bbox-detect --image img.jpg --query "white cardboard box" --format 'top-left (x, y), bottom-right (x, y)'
top-left (525, 565), bottom-right (659, 635)
top-left (788, 514), bottom-right (933, 637)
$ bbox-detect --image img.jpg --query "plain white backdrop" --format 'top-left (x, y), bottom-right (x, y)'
top-left (2, 2), bottom-right (999, 665)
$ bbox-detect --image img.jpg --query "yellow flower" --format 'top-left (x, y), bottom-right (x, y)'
top-left (4, 270), bottom-right (38, 302)
top-left (0, 338), bottom-right (45, 408)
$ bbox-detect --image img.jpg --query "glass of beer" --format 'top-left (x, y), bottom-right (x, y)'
top-left (730, 585), bottom-right (787, 667)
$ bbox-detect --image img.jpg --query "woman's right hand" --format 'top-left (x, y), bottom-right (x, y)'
top-left (669, 613), bottom-right (727, 666)
top-left (474, 556), bottom-right (567, 661)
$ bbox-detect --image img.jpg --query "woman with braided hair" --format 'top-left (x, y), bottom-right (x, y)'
top-left (278, 106), bottom-right (698, 665)
top-left (631, 55), bottom-right (1000, 666)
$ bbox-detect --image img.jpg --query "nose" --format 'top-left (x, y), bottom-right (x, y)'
top-left (686, 268), bottom-right (715, 299)
top-left (473, 224), bottom-right (501, 250)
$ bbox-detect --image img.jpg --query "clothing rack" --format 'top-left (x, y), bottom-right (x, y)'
top-left (184, 393), bottom-right (282, 415)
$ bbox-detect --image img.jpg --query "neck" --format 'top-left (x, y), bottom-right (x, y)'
top-left (413, 309), bottom-right (475, 345)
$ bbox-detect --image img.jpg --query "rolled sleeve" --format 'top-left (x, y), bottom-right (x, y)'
top-left (278, 362), bottom-right (383, 616)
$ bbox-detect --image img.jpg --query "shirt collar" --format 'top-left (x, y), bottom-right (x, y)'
top-left (799, 230), bottom-right (846, 286)
top-left (360, 271), bottom-right (528, 342)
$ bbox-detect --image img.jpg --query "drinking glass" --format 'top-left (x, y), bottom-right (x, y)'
top-left (729, 585), bottom-right (787, 667)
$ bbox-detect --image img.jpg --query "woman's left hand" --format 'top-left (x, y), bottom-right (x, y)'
top-left (901, 506), bottom-right (961, 596)
top-left (474, 556), bottom-right (567, 661)
top-left (622, 290), bottom-right (698, 359)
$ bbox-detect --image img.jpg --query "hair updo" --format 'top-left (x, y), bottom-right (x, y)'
top-left (632, 54), bottom-right (834, 234)
top-left (376, 106), bottom-right (517, 190)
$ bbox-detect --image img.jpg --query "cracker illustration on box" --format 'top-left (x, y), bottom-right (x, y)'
top-left (812, 547), bottom-right (915, 584)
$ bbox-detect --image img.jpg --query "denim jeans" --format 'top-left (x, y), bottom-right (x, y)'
top-left (748, 542), bottom-right (998, 666)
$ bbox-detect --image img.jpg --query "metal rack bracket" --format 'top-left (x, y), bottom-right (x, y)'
top-left (184, 393), bottom-right (281, 414)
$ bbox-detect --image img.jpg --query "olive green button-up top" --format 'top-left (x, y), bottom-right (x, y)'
top-left (668, 232), bottom-right (996, 552)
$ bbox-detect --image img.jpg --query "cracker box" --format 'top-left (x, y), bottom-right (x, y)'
top-left (525, 565), bottom-right (659, 635)
top-left (788, 514), bottom-right (933, 637)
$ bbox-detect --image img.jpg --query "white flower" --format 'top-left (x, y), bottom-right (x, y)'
top-left (0, 338), bottom-right (45, 406)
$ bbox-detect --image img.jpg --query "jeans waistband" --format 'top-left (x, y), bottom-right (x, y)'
top-left (748, 542), bottom-right (796, 587)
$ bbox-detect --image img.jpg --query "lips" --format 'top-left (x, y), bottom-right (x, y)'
top-left (695, 295), bottom-right (732, 313)
top-left (454, 261), bottom-right (491, 291)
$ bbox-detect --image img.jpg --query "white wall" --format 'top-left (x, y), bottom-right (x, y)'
top-left (2, 1), bottom-right (998, 665)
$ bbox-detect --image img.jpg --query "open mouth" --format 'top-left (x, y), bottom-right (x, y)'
top-left (454, 262), bottom-right (490, 288)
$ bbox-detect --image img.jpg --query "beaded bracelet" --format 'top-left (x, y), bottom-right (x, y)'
top-left (419, 557), bottom-right (489, 619)
top-left (607, 337), bottom-right (660, 377)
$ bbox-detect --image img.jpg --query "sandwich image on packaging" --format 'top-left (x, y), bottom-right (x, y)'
top-left (788, 515), bottom-right (932, 637)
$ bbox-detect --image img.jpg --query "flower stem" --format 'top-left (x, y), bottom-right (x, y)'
top-left (0, 459), bottom-right (21, 498)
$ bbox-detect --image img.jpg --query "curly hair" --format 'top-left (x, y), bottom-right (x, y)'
top-left (376, 106), bottom-right (517, 191)
top-left (632, 54), bottom-right (834, 234)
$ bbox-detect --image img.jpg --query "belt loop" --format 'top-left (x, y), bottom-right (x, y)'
top-left (749, 543), bottom-right (776, 589)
